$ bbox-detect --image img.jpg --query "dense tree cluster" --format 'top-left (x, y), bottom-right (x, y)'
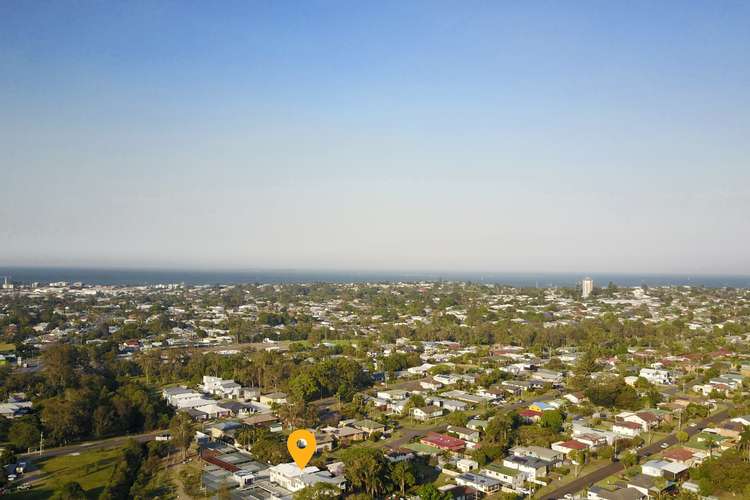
top-left (1, 343), bottom-right (172, 450)
top-left (691, 449), bottom-right (750, 496)
top-left (584, 378), bottom-right (641, 410)
top-left (99, 439), bottom-right (170, 500)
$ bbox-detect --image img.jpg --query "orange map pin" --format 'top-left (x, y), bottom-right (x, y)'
top-left (287, 429), bottom-right (316, 469)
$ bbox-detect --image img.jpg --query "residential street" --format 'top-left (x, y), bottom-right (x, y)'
top-left (537, 408), bottom-right (731, 499)
top-left (19, 429), bottom-right (166, 460)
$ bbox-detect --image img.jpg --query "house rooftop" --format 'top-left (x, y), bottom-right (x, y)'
top-left (662, 447), bottom-right (694, 461)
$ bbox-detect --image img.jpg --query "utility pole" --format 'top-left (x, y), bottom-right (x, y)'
top-left (39, 431), bottom-right (44, 456)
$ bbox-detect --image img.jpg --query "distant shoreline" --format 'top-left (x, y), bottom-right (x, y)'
top-left (1, 266), bottom-right (749, 288)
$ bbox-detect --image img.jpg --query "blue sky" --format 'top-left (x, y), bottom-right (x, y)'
top-left (1, 1), bottom-right (749, 273)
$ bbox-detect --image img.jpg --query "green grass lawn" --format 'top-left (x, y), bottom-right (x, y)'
top-left (6, 447), bottom-right (123, 499)
top-left (594, 474), bottom-right (628, 490)
top-left (532, 458), bottom-right (610, 498)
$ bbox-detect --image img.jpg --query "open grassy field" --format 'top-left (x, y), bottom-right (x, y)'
top-left (6, 447), bottom-right (122, 499)
top-left (0, 343), bottom-right (16, 352)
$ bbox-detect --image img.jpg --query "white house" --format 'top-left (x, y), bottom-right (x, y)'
top-left (376, 389), bottom-right (409, 401)
top-left (411, 406), bottom-right (444, 421)
top-left (426, 396), bottom-right (468, 412)
top-left (175, 396), bottom-right (216, 409)
top-left (163, 387), bottom-right (202, 406)
top-left (457, 458), bottom-right (479, 473)
top-left (387, 399), bottom-right (409, 415)
top-left (641, 460), bottom-right (670, 477)
top-left (510, 446), bottom-right (563, 464)
top-left (447, 426), bottom-right (481, 443)
top-left (481, 463), bottom-right (525, 491)
top-left (433, 374), bottom-right (461, 385)
top-left (269, 463), bottom-right (346, 493)
top-left (270, 463), bottom-right (319, 492)
top-left (613, 421), bottom-right (642, 438)
top-left (572, 424), bottom-right (617, 446)
top-left (455, 472), bottom-right (502, 494)
top-left (502, 452), bottom-right (554, 483)
top-left (407, 363), bottom-right (434, 375)
top-left (420, 379), bottom-right (443, 391)
top-left (194, 403), bottom-right (232, 419)
top-left (259, 392), bottom-right (287, 405)
top-left (618, 411), bottom-right (659, 431)
top-left (551, 440), bottom-right (588, 456)
top-left (563, 393), bottom-right (587, 405)
top-left (202, 376), bottom-right (242, 399)
top-left (0, 401), bottom-right (32, 419)
top-left (639, 368), bottom-right (674, 385)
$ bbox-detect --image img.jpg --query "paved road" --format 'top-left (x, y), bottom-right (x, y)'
top-left (537, 409), bottom-right (730, 500)
top-left (19, 429), bottom-right (166, 460)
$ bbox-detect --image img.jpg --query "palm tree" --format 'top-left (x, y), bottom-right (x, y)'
top-left (705, 435), bottom-right (718, 459)
top-left (343, 448), bottom-right (389, 498)
top-left (391, 461), bottom-right (415, 495)
top-left (571, 450), bottom-right (586, 478)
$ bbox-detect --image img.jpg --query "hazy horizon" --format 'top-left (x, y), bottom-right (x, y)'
top-left (2, 1), bottom-right (749, 274)
top-left (2, 264), bottom-right (750, 279)
top-left (4, 265), bottom-right (750, 289)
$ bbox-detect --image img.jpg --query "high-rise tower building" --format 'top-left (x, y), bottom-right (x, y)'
top-left (581, 277), bottom-right (594, 299)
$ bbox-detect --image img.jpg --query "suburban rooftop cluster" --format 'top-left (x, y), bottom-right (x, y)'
top-left (1, 279), bottom-right (750, 499)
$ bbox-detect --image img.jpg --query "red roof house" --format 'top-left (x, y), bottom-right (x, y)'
top-left (420, 432), bottom-right (466, 452)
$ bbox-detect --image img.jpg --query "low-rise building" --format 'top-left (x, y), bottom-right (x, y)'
top-left (613, 421), bottom-right (642, 438)
top-left (502, 455), bottom-right (552, 483)
top-left (447, 426), bottom-right (481, 444)
top-left (420, 432), bottom-right (465, 452)
top-left (639, 368), bottom-right (674, 385)
top-left (201, 376), bottom-right (242, 399)
top-left (455, 472), bottom-right (502, 494)
top-left (481, 463), bottom-right (525, 491)
top-left (551, 439), bottom-right (588, 456)
top-left (588, 485), bottom-right (646, 500)
top-left (269, 463), bottom-right (345, 493)
top-left (0, 400), bottom-right (32, 419)
top-left (411, 406), bottom-right (444, 421)
top-left (259, 392), bottom-right (288, 405)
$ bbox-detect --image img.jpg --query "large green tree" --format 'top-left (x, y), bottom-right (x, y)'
top-left (53, 481), bottom-right (87, 499)
top-left (342, 447), bottom-right (390, 497)
top-left (168, 412), bottom-right (195, 461)
top-left (417, 483), bottom-right (452, 500)
top-left (9, 420), bottom-right (40, 451)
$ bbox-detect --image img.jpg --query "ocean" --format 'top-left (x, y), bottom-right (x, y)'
top-left (1, 267), bottom-right (749, 288)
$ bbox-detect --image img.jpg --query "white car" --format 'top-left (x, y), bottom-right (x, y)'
top-left (660, 443), bottom-right (669, 449)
